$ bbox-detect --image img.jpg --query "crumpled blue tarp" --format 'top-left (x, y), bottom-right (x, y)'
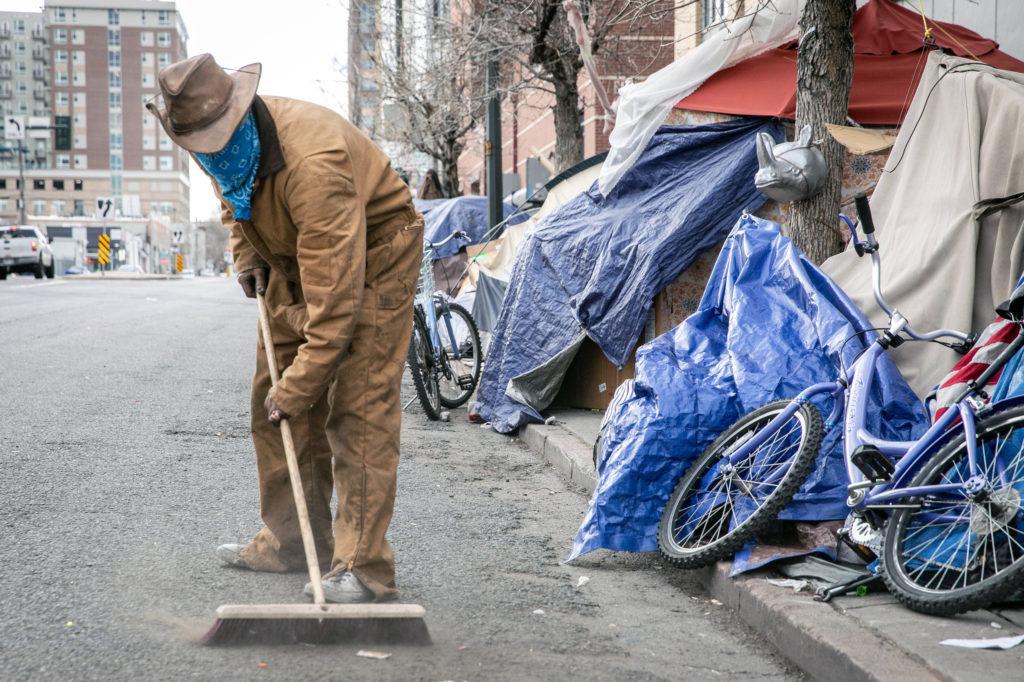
top-left (568, 216), bottom-right (930, 561)
top-left (413, 197), bottom-right (526, 260)
top-left (476, 118), bottom-right (784, 433)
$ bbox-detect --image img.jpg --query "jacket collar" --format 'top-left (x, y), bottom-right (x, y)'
top-left (253, 96), bottom-right (284, 178)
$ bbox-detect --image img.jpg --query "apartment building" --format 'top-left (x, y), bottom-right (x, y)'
top-left (0, 1), bottom-right (189, 225)
top-left (0, 12), bottom-right (53, 171)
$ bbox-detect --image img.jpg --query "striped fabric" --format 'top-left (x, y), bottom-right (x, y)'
top-left (933, 317), bottom-right (1021, 421)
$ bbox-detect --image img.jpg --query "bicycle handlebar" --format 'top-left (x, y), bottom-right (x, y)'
top-left (846, 194), bottom-right (971, 346)
top-left (425, 230), bottom-right (470, 253)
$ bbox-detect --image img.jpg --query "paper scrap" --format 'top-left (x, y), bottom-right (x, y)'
top-left (356, 650), bottom-right (392, 660)
top-left (940, 633), bottom-right (1024, 650)
top-left (532, 609), bottom-right (545, 615)
top-left (766, 578), bottom-right (810, 592)
top-left (576, 576), bottom-right (590, 589)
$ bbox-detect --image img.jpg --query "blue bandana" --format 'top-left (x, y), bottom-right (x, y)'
top-left (195, 111), bottom-right (260, 221)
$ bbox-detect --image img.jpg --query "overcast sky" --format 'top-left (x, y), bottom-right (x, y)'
top-left (10, 0), bottom-right (349, 220)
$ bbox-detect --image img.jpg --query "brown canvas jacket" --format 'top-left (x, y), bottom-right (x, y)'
top-left (202, 96), bottom-right (416, 416)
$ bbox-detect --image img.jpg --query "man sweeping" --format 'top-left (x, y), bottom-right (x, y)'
top-left (148, 54), bottom-right (422, 603)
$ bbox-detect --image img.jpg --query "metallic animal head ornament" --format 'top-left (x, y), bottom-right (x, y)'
top-left (754, 125), bottom-right (828, 203)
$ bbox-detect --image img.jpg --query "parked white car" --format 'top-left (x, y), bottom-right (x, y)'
top-left (0, 225), bottom-right (55, 280)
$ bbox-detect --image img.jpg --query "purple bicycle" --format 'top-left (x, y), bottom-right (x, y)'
top-left (658, 195), bottom-right (1024, 615)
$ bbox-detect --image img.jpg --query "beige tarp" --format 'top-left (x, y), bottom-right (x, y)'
top-left (822, 53), bottom-right (1024, 397)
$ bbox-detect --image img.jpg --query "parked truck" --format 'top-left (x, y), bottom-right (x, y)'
top-left (0, 225), bottom-right (56, 280)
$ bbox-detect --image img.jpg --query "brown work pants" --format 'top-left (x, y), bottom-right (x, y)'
top-left (243, 220), bottom-right (422, 599)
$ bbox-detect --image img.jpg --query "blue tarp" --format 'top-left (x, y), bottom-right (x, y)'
top-left (476, 118), bottom-right (785, 434)
top-left (414, 197), bottom-right (526, 260)
top-left (568, 216), bottom-right (930, 561)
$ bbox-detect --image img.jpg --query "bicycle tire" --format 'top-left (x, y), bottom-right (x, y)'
top-left (407, 306), bottom-right (442, 420)
top-left (881, 403), bottom-right (1024, 616)
top-left (437, 302), bottom-right (482, 408)
top-left (657, 400), bottom-right (823, 568)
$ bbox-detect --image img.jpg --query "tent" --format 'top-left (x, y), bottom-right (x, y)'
top-left (468, 155), bottom-right (606, 332)
top-left (414, 196), bottom-right (527, 261)
top-left (822, 53), bottom-right (1024, 396)
top-left (475, 118), bottom-right (783, 433)
top-left (678, 0), bottom-right (1024, 125)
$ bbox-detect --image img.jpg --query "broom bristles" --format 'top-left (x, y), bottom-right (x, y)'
top-left (201, 610), bottom-right (431, 646)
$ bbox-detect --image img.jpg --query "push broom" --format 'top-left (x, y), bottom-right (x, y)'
top-left (201, 293), bottom-right (430, 646)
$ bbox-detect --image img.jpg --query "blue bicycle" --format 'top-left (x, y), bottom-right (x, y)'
top-left (658, 196), bottom-right (1024, 615)
top-left (407, 230), bottom-right (482, 420)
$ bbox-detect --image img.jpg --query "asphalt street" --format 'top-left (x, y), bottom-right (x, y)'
top-left (0, 275), bottom-right (800, 681)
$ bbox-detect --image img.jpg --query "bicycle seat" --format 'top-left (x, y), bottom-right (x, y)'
top-left (996, 281), bottom-right (1024, 320)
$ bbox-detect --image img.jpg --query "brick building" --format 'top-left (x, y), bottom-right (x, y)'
top-left (0, 0), bottom-right (189, 226)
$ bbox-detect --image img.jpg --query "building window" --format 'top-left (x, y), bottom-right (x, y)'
top-left (73, 199), bottom-right (84, 215)
top-left (108, 9), bottom-right (120, 25)
top-left (73, 179), bottom-right (84, 191)
top-left (0, 179), bottom-right (5, 189)
top-left (32, 179), bottom-right (45, 191)
top-left (140, 31), bottom-right (154, 47)
top-left (52, 200), bottom-right (65, 215)
top-left (53, 179), bottom-right (64, 190)
top-left (143, 134), bottom-right (155, 150)
top-left (32, 200), bottom-right (46, 215)
top-left (108, 51), bottom-right (120, 67)
top-left (55, 50), bottom-right (68, 64)
top-left (158, 135), bottom-right (172, 151)
top-left (109, 112), bottom-right (121, 128)
top-left (107, 29), bottom-right (120, 46)
top-left (52, 27), bottom-right (67, 42)
top-left (157, 32), bottom-right (170, 47)
top-left (0, 200), bottom-right (6, 213)
top-left (111, 154), bottom-right (123, 170)
top-left (72, 71), bottom-right (85, 87)
top-left (73, 50), bottom-right (84, 64)
top-left (56, 92), bottom-right (69, 106)
top-left (72, 29), bottom-right (84, 45)
top-left (142, 73), bottom-right (154, 88)
top-left (74, 135), bottom-right (87, 149)
top-left (143, 155), bottom-right (156, 170)
top-left (73, 92), bottom-right (85, 106)
top-left (158, 10), bottom-right (171, 26)
top-left (109, 71), bottom-right (121, 88)
top-left (141, 52), bottom-right (153, 66)
top-left (14, 19), bottom-right (26, 35)
top-left (56, 155), bottom-right (70, 169)
top-left (111, 176), bottom-right (122, 194)
top-left (109, 132), bottom-right (122, 149)
top-left (158, 53), bottom-right (170, 67)
top-left (74, 154), bottom-right (87, 169)
top-left (109, 91), bottom-right (121, 108)
top-left (702, 0), bottom-right (726, 29)
top-left (15, 42), bottom-right (26, 55)
top-left (55, 72), bottom-right (68, 86)
top-left (54, 7), bottom-right (66, 22)
top-left (16, 61), bottom-right (26, 74)
top-left (159, 156), bottom-right (173, 171)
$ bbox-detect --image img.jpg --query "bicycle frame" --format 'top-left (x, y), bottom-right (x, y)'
top-left (417, 230), bottom-right (470, 368)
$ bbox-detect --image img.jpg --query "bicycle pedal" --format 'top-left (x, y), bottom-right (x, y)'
top-left (851, 445), bottom-right (895, 483)
top-left (456, 375), bottom-right (474, 389)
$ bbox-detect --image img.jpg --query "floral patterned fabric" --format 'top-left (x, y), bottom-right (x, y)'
top-left (194, 110), bottom-right (261, 221)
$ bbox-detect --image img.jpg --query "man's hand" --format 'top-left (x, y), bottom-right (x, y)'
top-left (237, 266), bottom-right (270, 299)
top-left (264, 394), bottom-right (289, 427)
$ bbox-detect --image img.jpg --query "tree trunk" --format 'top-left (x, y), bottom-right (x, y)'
top-left (789, 0), bottom-right (856, 264)
top-left (552, 74), bottom-right (584, 172)
top-left (440, 141), bottom-right (462, 197)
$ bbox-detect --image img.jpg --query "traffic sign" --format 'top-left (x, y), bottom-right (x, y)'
top-left (171, 228), bottom-right (184, 245)
top-left (95, 197), bottom-right (114, 218)
top-left (175, 254), bottom-right (184, 273)
top-left (97, 232), bottom-right (111, 266)
top-left (27, 116), bottom-right (50, 140)
top-left (4, 115), bottom-right (25, 140)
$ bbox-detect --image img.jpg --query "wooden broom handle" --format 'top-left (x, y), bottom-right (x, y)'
top-left (256, 294), bottom-right (327, 607)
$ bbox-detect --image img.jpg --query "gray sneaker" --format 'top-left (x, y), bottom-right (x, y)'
top-left (216, 543), bottom-right (250, 569)
top-left (304, 571), bottom-right (374, 603)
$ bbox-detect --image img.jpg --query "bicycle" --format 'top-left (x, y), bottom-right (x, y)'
top-left (406, 229), bottom-right (483, 420)
top-left (657, 195), bottom-right (1024, 615)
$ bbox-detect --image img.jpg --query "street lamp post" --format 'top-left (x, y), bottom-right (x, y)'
top-left (486, 59), bottom-right (502, 230)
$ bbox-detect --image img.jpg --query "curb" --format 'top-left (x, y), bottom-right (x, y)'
top-left (64, 274), bottom-right (183, 281)
top-left (520, 421), bottom-right (943, 682)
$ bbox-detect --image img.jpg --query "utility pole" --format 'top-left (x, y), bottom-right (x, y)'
top-left (16, 143), bottom-right (26, 224)
top-left (486, 58), bottom-right (502, 230)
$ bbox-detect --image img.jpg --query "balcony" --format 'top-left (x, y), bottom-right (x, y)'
top-left (0, 24), bottom-right (10, 39)
top-left (0, 65), bottom-right (11, 79)
top-left (0, 44), bottom-right (11, 59)
top-left (32, 47), bottom-right (49, 63)
top-left (0, 87), bottom-right (12, 100)
top-left (31, 24), bottom-right (46, 41)
top-left (32, 68), bottom-right (49, 84)
top-left (33, 87), bottom-right (47, 101)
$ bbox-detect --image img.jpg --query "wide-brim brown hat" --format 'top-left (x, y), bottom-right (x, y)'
top-left (146, 53), bottom-right (261, 154)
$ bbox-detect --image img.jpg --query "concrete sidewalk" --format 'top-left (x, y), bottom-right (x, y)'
top-left (520, 409), bottom-right (1024, 682)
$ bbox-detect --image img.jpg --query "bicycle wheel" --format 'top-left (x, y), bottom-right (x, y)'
top-left (881, 403), bottom-right (1024, 615)
top-left (657, 400), bottom-right (823, 567)
top-left (436, 302), bottom-right (482, 408)
top-left (407, 306), bottom-right (442, 420)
